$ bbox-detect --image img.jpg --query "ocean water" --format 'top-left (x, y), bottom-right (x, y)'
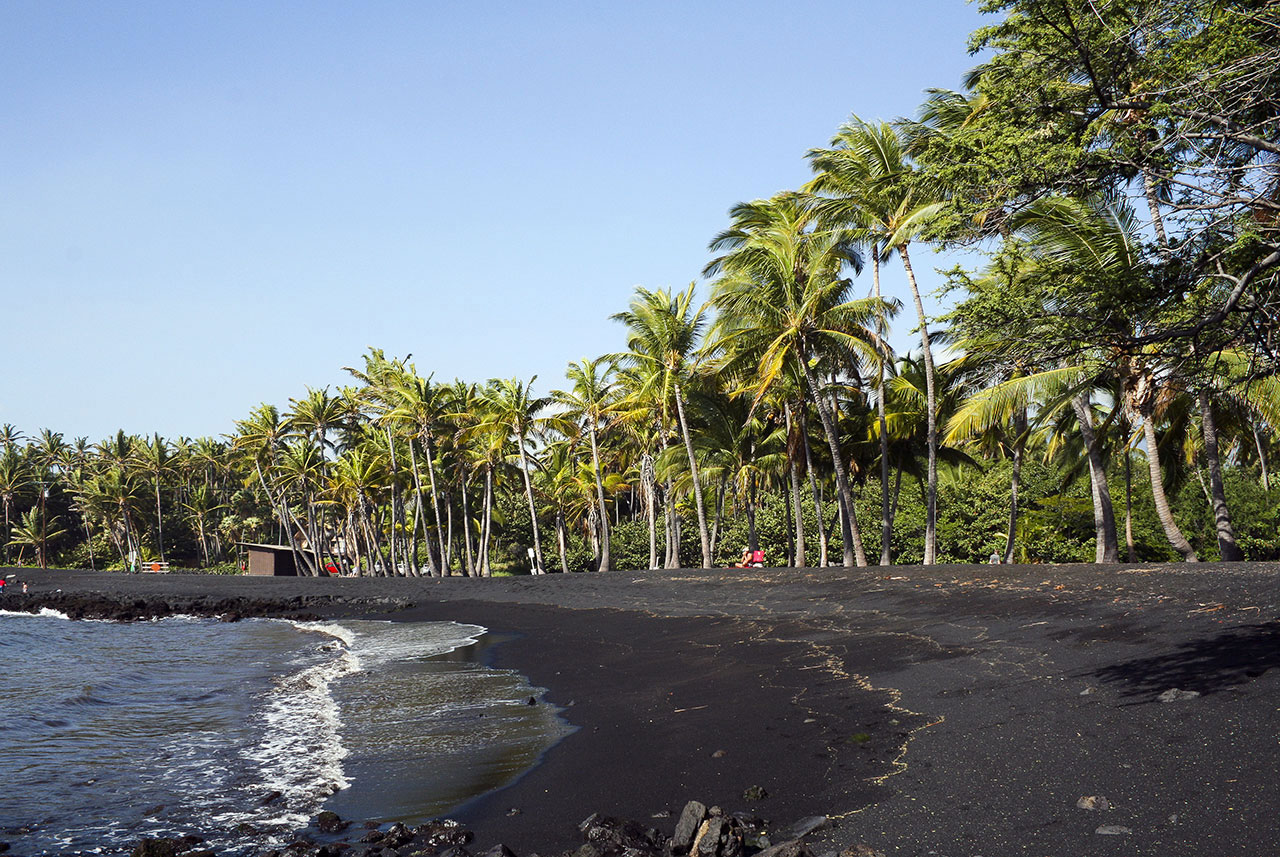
top-left (0, 610), bottom-right (571, 856)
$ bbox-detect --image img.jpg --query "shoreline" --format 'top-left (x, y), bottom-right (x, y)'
top-left (5, 562), bottom-right (1280, 856)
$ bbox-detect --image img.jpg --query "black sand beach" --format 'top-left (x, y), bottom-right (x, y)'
top-left (7, 562), bottom-right (1280, 856)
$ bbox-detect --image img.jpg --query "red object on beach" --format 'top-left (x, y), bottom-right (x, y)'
top-left (752, 550), bottom-right (764, 564)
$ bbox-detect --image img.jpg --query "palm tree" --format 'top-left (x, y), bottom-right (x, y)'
top-left (0, 448), bottom-right (29, 565)
top-left (553, 357), bottom-right (620, 571)
top-left (383, 371), bottom-right (453, 575)
top-left (707, 192), bottom-right (893, 567)
top-left (474, 377), bottom-right (555, 574)
top-left (232, 404), bottom-right (320, 573)
top-left (612, 284), bottom-right (714, 569)
top-left (132, 434), bottom-right (174, 562)
top-left (8, 507), bottom-right (66, 568)
top-left (1014, 195), bottom-right (1200, 561)
top-left (612, 366), bottom-right (666, 568)
top-left (0, 424), bottom-right (23, 453)
top-left (328, 442), bottom-right (388, 575)
top-left (808, 117), bottom-right (947, 563)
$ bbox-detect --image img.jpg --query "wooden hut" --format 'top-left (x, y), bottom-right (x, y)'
top-left (239, 543), bottom-right (319, 576)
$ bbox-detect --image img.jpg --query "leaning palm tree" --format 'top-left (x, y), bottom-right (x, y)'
top-left (1014, 195), bottom-right (1200, 561)
top-left (611, 284), bottom-right (714, 569)
top-left (808, 117), bottom-right (947, 563)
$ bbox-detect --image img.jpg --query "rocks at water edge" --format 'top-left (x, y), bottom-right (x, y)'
top-left (118, 798), bottom-right (828, 857)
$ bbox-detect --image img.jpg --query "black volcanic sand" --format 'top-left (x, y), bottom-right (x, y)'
top-left (6, 562), bottom-right (1280, 856)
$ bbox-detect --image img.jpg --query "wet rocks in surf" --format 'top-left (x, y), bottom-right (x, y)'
top-left (118, 796), bottom-right (817, 857)
top-left (315, 811), bottom-right (348, 834)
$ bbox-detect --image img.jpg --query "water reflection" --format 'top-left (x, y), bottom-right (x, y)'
top-left (321, 626), bottom-right (570, 824)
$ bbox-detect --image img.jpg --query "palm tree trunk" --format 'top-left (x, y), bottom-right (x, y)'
top-left (642, 453), bottom-right (658, 569)
top-left (197, 515), bottom-right (210, 567)
top-left (872, 252), bottom-right (893, 566)
top-left (672, 383), bottom-right (712, 568)
top-left (423, 437), bottom-right (449, 576)
top-left (82, 515), bottom-right (97, 570)
top-left (406, 441), bottom-right (438, 575)
top-left (1071, 395), bottom-right (1121, 563)
top-left (898, 245), bottom-right (938, 564)
top-left (153, 477), bottom-right (165, 562)
top-left (1253, 425), bottom-right (1271, 491)
top-left (461, 476), bottom-right (476, 576)
top-left (480, 467), bottom-right (494, 576)
top-left (385, 427), bottom-right (402, 575)
top-left (516, 433), bottom-right (545, 574)
top-left (800, 408), bottom-right (829, 566)
top-left (664, 478), bottom-right (679, 568)
top-left (444, 492), bottom-right (455, 574)
top-left (588, 421), bottom-right (610, 571)
top-left (1197, 389), bottom-right (1241, 560)
top-left (785, 403), bottom-right (806, 569)
top-left (3, 499), bottom-right (11, 565)
top-left (555, 508), bottom-right (570, 573)
top-left (1125, 445), bottom-right (1137, 562)
top-left (710, 479), bottom-right (725, 560)
top-left (1143, 169), bottom-right (1171, 258)
top-left (798, 348), bottom-right (867, 567)
top-left (1003, 408), bottom-right (1026, 565)
top-left (1140, 417), bottom-right (1199, 561)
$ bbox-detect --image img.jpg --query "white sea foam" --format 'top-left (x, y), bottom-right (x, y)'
top-left (0, 606), bottom-right (72, 619)
top-left (233, 619), bottom-right (490, 827)
top-left (241, 634), bottom-right (359, 828)
top-left (342, 620), bottom-right (487, 669)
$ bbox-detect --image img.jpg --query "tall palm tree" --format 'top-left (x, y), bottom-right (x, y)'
top-left (612, 366), bottom-right (666, 569)
top-left (384, 371), bottom-right (454, 575)
top-left (553, 357), bottom-right (619, 571)
top-left (808, 117), bottom-right (947, 563)
top-left (612, 284), bottom-right (714, 569)
top-left (133, 434), bottom-right (174, 562)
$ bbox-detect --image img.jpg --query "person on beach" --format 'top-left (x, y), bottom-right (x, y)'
top-left (22, 582), bottom-right (29, 595)
top-left (0, 578), bottom-right (6, 596)
top-left (989, 551), bottom-right (1001, 564)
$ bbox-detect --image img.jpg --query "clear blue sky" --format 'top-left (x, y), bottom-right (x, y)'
top-left (2, 0), bottom-right (990, 443)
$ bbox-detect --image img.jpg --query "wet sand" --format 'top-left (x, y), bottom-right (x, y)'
top-left (7, 562), bottom-right (1280, 856)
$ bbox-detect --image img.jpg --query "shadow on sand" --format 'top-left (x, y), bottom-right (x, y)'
top-left (1091, 621), bottom-right (1280, 701)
